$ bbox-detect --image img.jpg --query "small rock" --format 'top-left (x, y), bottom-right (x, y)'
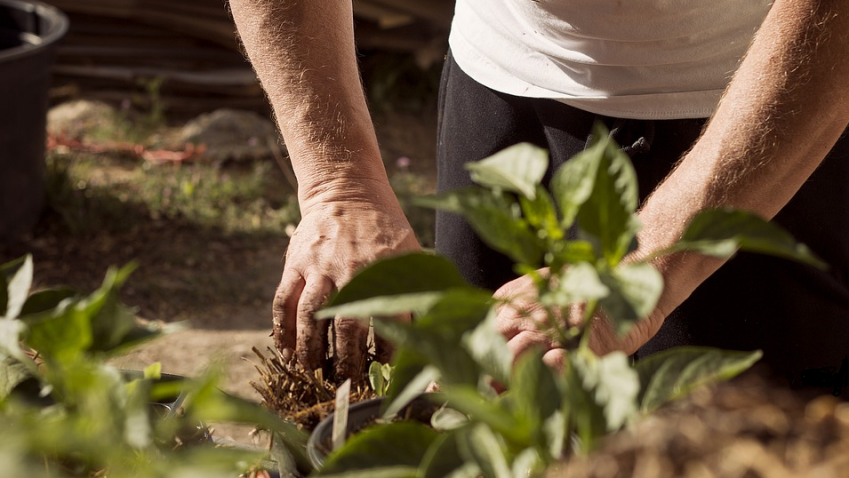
top-left (175, 109), bottom-right (283, 163)
top-left (47, 99), bottom-right (119, 140)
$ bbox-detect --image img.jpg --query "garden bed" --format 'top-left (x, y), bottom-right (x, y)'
top-left (554, 368), bottom-right (848, 478)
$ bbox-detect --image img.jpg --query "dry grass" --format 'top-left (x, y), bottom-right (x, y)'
top-left (248, 347), bottom-right (376, 431)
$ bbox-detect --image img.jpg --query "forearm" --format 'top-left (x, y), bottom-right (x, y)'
top-left (638, 0), bottom-right (849, 317)
top-left (229, 0), bottom-right (392, 209)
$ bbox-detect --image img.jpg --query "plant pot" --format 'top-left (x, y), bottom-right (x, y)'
top-left (0, 0), bottom-right (68, 240)
top-left (306, 394), bottom-right (442, 469)
top-left (121, 370), bottom-right (213, 445)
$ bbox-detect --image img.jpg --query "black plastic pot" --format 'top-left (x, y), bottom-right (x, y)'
top-left (0, 0), bottom-right (67, 240)
top-left (306, 394), bottom-right (442, 469)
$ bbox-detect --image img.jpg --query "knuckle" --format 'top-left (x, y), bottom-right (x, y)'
top-left (335, 318), bottom-right (363, 336)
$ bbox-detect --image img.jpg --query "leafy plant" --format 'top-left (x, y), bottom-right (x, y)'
top-left (0, 256), bottom-right (310, 477)
top-left (369, 362), bottom-right (394, 397)
top-left (310, 123), bottom-right (822, 476)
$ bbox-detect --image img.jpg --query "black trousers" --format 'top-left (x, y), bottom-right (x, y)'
top-left (435, 53), bottom-right (849, 385)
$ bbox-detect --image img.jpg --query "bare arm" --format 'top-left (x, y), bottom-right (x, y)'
top-left (605, 0), bottom-right (849, 353)
top-left (229, 0), bottom-right (418, 377)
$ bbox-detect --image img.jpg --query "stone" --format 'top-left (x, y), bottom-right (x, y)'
top-left (47, 99), bottom-right (119, 140)
top-left (175, 109), bottom-right (283, 163)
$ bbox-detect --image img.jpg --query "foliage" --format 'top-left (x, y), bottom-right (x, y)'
top-left (368, 362), bottom-right (393, 397)
top-left (0, 256), bottom-right (310, 477)
top-left (311, 123), bottom-right (823, 477)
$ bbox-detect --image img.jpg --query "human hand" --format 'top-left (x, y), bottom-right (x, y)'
top-left (493, 270), bottom-right (663, 369)
top-left (272, 182), bottom-right (419, 382)
top-left (493, 271), bottom-right (568, 370)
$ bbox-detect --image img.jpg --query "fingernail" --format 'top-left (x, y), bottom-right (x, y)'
top-left (282, 348), bottom-right (294, 361)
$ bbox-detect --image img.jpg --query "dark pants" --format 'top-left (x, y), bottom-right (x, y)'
top-left (435, 53), bottom-right (849, 385)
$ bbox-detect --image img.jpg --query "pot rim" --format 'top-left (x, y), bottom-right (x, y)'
top-left (0, 0), bottom-right (68, 63)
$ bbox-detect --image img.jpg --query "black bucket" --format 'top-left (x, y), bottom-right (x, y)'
top-left (0, 0), bottom-right (67, 240)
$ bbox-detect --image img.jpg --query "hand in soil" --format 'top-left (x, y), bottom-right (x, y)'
top-left (272, 197), bottom-right (419, 381)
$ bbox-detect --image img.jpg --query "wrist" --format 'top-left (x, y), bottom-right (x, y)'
top-left (297, 174), bottom-right (403, 217)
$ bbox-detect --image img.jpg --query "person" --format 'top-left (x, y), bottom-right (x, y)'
top-left (228, 0), bottom-right (849, 387)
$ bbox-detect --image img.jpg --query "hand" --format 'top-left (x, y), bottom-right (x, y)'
top-left (272, 185), bottom-right (419, 381)
top-left (493, 271), bottom-right (568, 370)
top-left (493, 270), bottom-right (663, 369)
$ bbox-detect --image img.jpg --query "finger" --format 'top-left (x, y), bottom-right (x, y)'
top-left (296, 276), bottom-right (333, 372)
top-left (542, 348), bottom-right (567, 371)
top-left (494, 304), bottom-right (548, 340)
top-left (272, 269), bottom-right (305, 357)
top-left (374, 313), bottom-right (410, 364)
top-left (506, 330), bottom-right (556, 360)
top-left (334, 316), bottom-right (369, 382)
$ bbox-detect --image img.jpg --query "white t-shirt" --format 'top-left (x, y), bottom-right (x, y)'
top-left (449, 0), bottom-right (773, 119)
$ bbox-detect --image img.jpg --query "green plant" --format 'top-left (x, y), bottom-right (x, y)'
top-left (368, 362), bottom-right (393, 397)
top-left (0, 256), bottom-right (310, 477)
top-left (309, 124), bottom-right (823, 477)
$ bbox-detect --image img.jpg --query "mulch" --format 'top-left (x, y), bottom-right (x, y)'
top-left (554, 368), bottom-right (849, 478)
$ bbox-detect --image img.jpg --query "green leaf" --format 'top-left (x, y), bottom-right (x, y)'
top-left (461, 309), bottom-right (512, 386)
top-left (543, 262), bottom-right (609, 308)
top-left (0, 356), bottom-right (32, 400)
top-left (124, 375), bottom-right (153, 448)
top-left (509, 348), bottom-right (561, 431)
top-left (385, 349), bottom-right (429, 409)
top-left (183, 370), bottom-right (311, 470)
top-left (370, 361), bottom-right (387, 396)
top-left (85, 263), bottom-right (141, 352)
top-left (375, 320), bottom-right (480, 387)
top-left (24, 302), bottom-right (93, 361)
top-left (415, 289), bottom-right (493, 335)
top-left (542, 410), bottom-right (567, 460)
top-left (512, 448), bottom-right (545, 478)
top-left (550, 240), bottom-right (598, 267)
top-left (457, 424), bottom-right (512, 478)
top-left (550, 138), bottom-right (603, 229)
top-left (19, 288), bottom-right (78, 317)
top-left (420, 189), bottom-right (546, 266)
top-left (440, 387), bottom-right (526, 444)
top-left (382, 366), bottom-right (440, 419)
top-left (318, 292), bottom-right (446, 319)
top-left (319, 422), bottom-right (438, 475)
top-left (430, 407), bottom-right (469, 431)
top-left (670, 209), bottom-right (827, 268)
top-left (319, 467), bottom-right (418, 478)
top-left (465, 143), bottom-right (549, 199)
top-left (572, 351), bottom-right (639, 431)
top-left (573, 123), bottom-right (641, 264)
top-left (636, 347), bottom-right (762, 414)
top-left (5, 255), bottom-right (33, 319)
top-left (598, 262), bottom-right (663, 335)
top-left (420, 432), bottom-right (468, 478)
top-left (144, 362), bottom-right (162, 380)
top-left (519, 186), bottom-right (563, 240)
top-left (328, 253), bottom-right (470, 307)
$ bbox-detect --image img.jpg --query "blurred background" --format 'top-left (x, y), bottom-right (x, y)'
top-left (0, 0), bottom-right (452, 441)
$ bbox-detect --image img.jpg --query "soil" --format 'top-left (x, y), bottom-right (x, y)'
top-left (551, 367), bottom-right (849, 478)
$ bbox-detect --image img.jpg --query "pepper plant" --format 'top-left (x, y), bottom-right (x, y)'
top-left (312, 123), bottom-right (824, 477)
top-left (0, 256), bottom-right (309, 477)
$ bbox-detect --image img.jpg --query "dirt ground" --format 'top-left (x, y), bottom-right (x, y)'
top-left (0, 106), bottom-right (438, 444)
